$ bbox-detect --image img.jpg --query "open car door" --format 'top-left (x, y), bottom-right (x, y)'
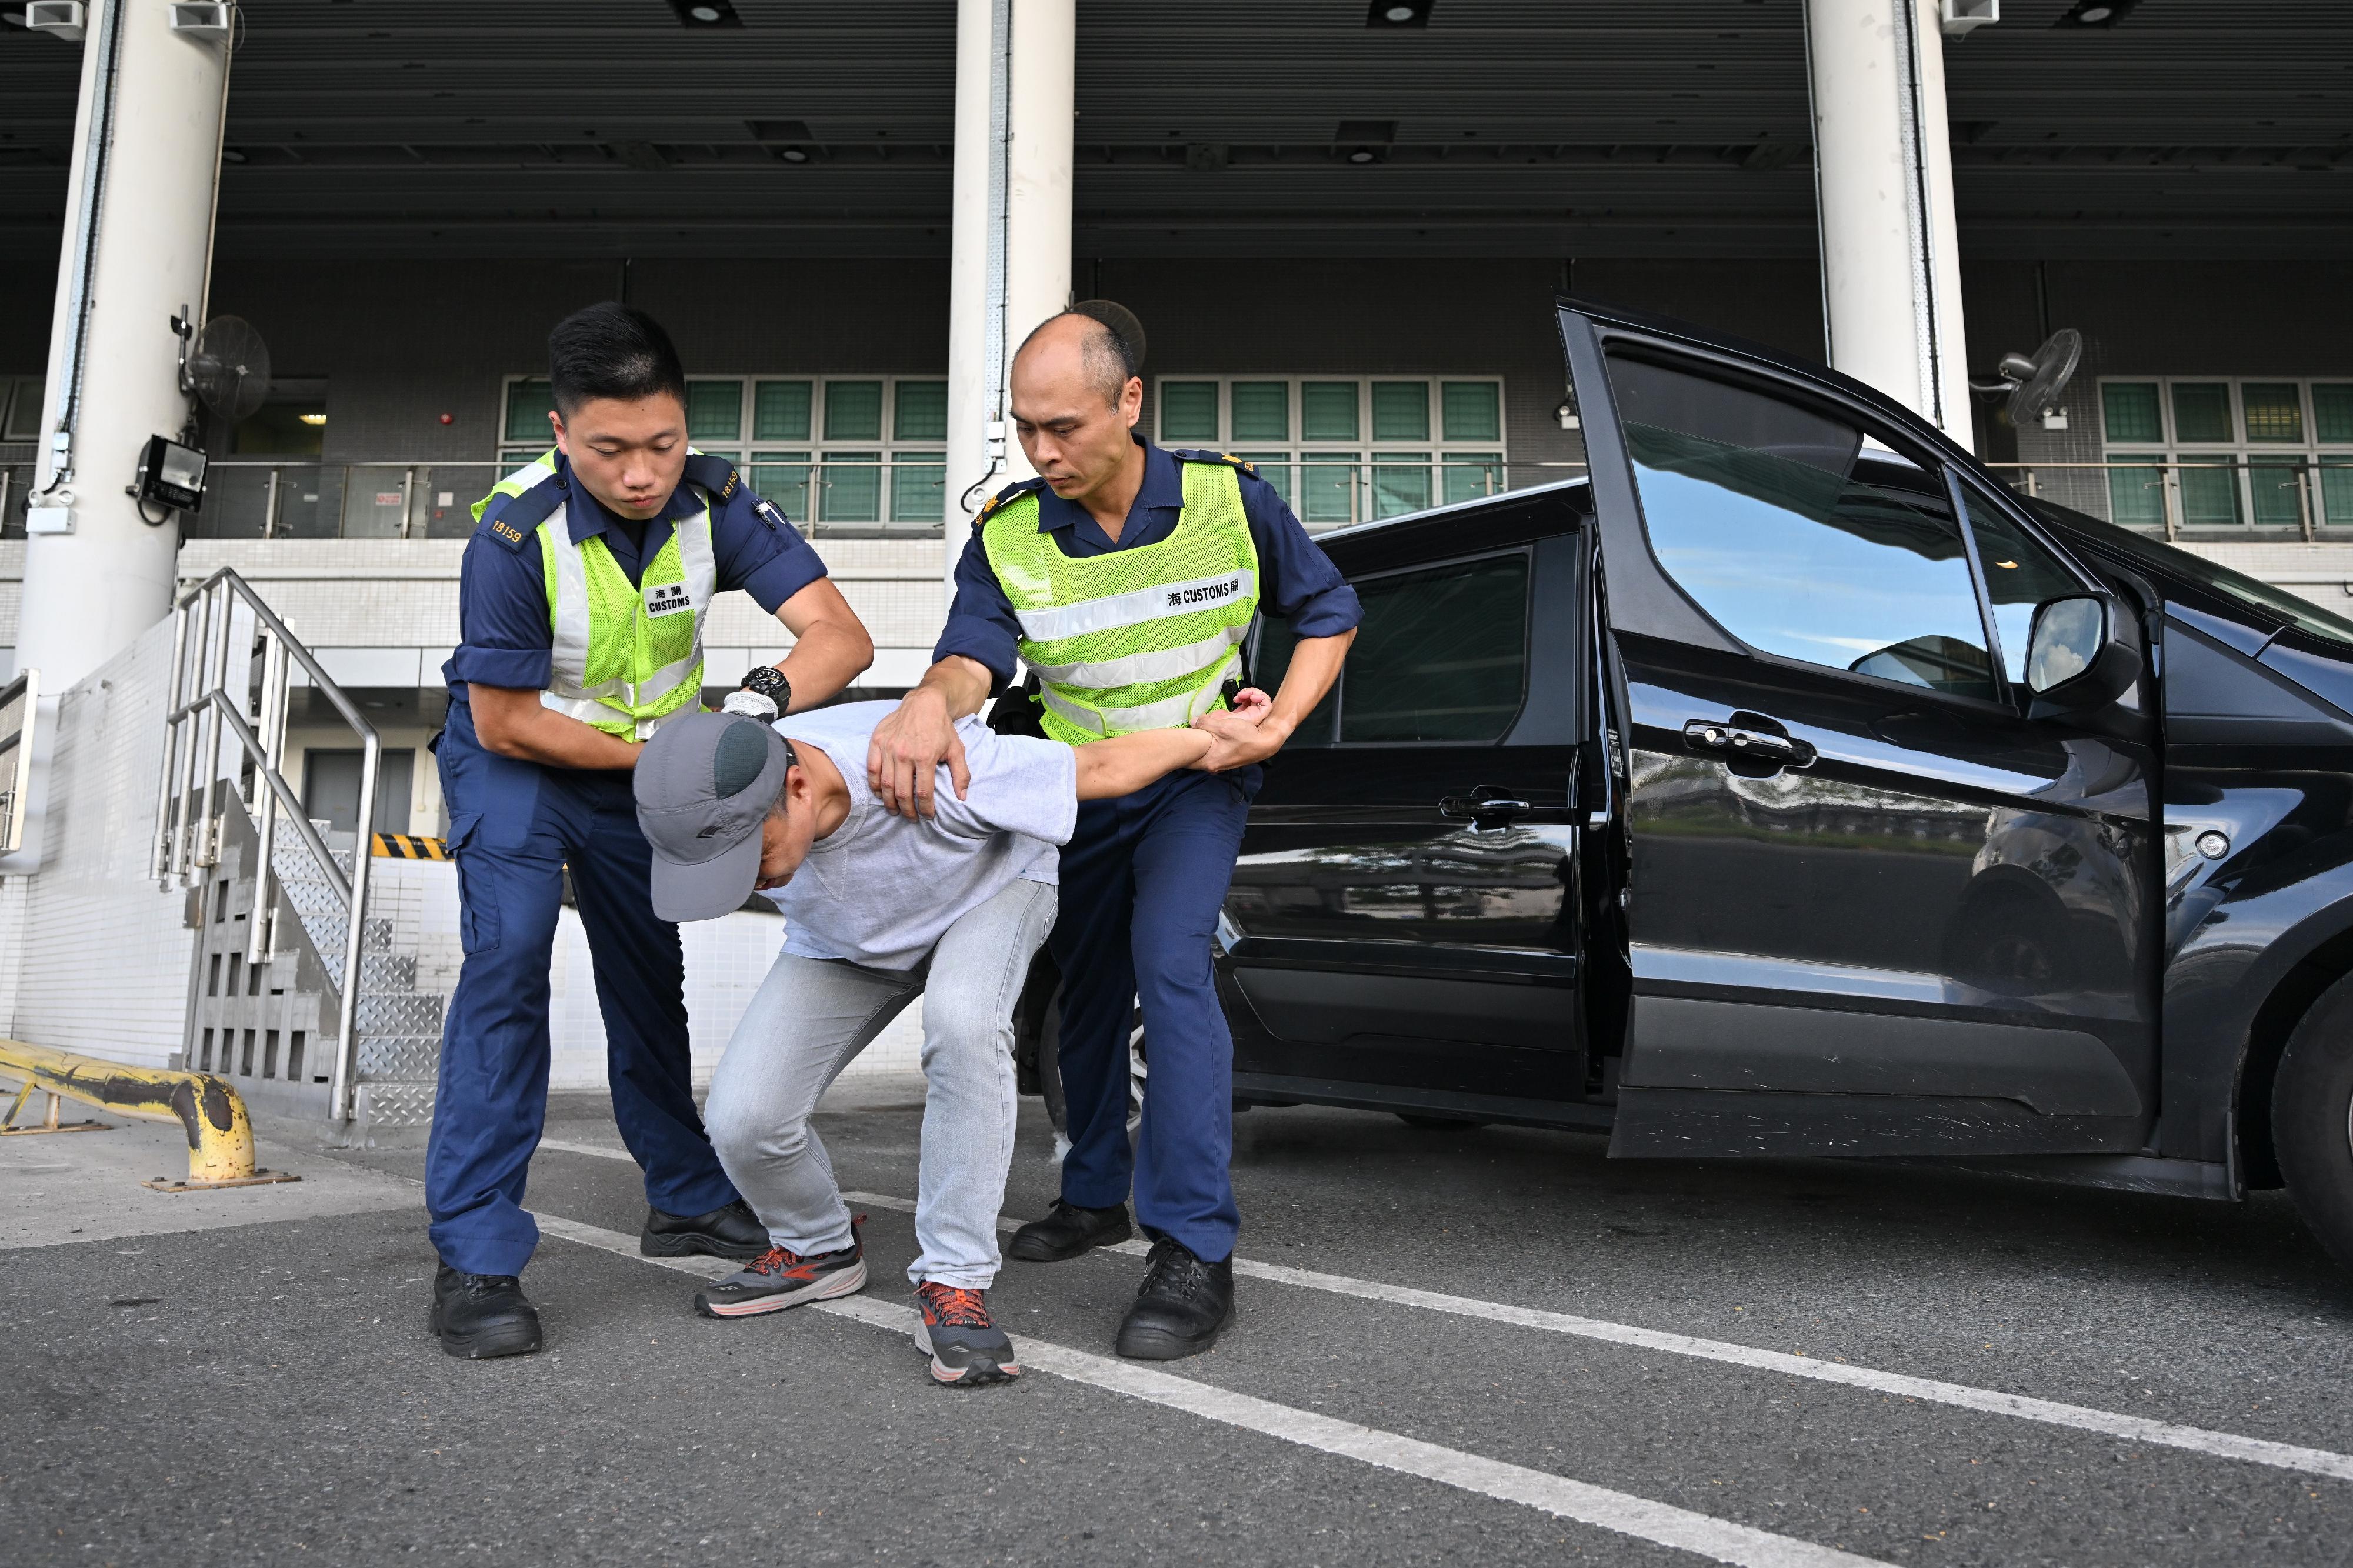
top-left (1558, 301), bottom-right (2161, 1160)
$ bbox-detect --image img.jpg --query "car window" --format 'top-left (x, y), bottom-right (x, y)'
top-left (1958, 487), bottom-right (2085, 685)
top-left (1608, 355), bottom-right (1998, 701)
top-left (1339, 554), bottom-right (1531, 743)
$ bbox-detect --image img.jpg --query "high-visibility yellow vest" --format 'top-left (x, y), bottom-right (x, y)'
top-left (981, 458), bottom-right (1259, 743)
top-left (472, 449), bottom-right (717, 740)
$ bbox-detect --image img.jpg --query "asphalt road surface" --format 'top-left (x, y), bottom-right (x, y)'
top-left (9, 1076), bottom-right (2353, 1567)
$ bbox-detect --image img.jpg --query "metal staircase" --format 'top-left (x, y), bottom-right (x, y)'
top-left (155, 569), bottom-right (448, 1133)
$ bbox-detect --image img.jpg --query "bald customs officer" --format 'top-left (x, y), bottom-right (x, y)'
top-left (865, 309), bottom-right (1360, 1360)
top-left (426, 301), bottom-right (873, 1359)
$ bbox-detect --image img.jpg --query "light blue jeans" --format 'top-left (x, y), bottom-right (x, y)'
top-left (704, 877), bottom-right (1057, 1290)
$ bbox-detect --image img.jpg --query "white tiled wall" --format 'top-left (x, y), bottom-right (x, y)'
top-left (0, 620), bottom-right (199, 1066)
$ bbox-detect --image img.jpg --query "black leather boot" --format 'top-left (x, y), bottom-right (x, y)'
top-left (641, 1198), bottom-right (769, 1260)
top-left (1006, 1198), bottom-right (1133, 1263)
top-left (1115, 1237), bottom-right (1234, 1360)
top-left (431, 1266), bottom-right (543, 1359)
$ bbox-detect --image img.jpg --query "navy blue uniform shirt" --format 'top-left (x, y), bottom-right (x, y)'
top-left (935, 438), bottom-right (1362, 695)
top-left (445, 451), bottom-right (827, 701)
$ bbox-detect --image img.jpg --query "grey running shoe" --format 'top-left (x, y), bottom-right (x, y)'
top-left (691, 1218), bottom-right (866, 1319)
top-left (914, 1282), bottom-right (1022, 1386)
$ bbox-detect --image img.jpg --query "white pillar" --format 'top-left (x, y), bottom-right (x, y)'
top-left (944, 0), bottom-right (1074, 609)
top-left (21, 0), bottom-right (229, 692)
top-left (1805, 0), bottom-right (1974, 449)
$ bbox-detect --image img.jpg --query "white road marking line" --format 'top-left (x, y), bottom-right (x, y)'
top-left (537, 1136), bottom-right (638, 1163)
top-left (531, 1206), bottom-right (1892, 1568)
top-left (532, 1143), bottom-right (2353, 1484)
top-left (832, 1189), bottom-right (2353, 1485)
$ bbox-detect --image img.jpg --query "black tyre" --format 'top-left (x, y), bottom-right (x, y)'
top-left (2272, 971), bottom-right (2353, 1272)
top-left (1396, 1113), bottom-right (1489, 1131)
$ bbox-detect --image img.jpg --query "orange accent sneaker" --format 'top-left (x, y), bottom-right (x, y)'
top-left (691, 1217), bottom-right (866, 1319)
top-left (914, 1281), bottom-right (1022, 1386)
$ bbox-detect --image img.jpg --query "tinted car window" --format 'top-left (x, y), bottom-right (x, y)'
top-left (1339, 554), bottom-right (1531, 743)
top-left (1959, 487), bottom-right (2085, 685)
top-left (1609, 356), bottom-right (1998, 700)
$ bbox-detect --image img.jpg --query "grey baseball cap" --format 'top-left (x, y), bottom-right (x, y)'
top-left (634, 711), bottom-right (795, 922)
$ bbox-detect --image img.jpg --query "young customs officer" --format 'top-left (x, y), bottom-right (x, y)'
top-left (427, 303), bottom-right (874, 1359)
top-left (865, 309), bottom-right (1359, 1360)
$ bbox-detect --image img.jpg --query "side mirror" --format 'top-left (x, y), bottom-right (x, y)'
top-left (2025, 594), bottom-right (2142, 718)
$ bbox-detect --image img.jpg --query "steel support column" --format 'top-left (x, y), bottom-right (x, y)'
top-left (945, 0), bottom-right (1074, 606)
top-left (22, 0), bottom-right (233, 692)
top-left (1805, 0), bottom-right (1975, 448)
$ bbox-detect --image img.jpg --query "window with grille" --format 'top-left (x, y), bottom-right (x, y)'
top-left (498, 375), bottom-right (949, 528)
top-left (2098, 377), bottom-right (2353, 534)
top-left (1152, 377), bottom-right (1508, 531)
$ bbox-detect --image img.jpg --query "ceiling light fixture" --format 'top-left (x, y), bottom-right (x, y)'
top-left (2054, 0), bottom-right (2137, 26)
top-left (1335, 119), bottom-right (1396, 165)
top-left (298, 413), bottom-right (327, 426)
top-left (667, 0), bottom-right (739, 26)
top-left (778, 146), bottom-right (809, 164)
top-left (1367, 0), bottom-right (1431, 25)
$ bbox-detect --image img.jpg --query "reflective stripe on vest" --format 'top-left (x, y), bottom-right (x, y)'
top-left (981, 461), bottom-right (1259, 743)
top-left (538, 501), bottom-right (717, 740)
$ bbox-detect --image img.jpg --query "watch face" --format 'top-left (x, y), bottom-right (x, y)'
top-left (742, 666), bottom-right (784, 695)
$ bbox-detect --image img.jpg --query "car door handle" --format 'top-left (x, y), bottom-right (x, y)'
top-left (1682, 719), bottom-right (1816, 768)
top-left (1439, 792), bottom-right (1533, 825)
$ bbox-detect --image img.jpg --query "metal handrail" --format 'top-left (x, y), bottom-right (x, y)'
top-left (153, 568), bottom-right (380, 1124)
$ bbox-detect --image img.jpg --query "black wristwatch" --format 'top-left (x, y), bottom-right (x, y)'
top-left (741, 665), bottom-right (792, 712)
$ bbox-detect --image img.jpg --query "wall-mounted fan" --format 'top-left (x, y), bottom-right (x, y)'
top-left (174, 311), bottom-right (273, 424)
top-left (1972, 328), bottom-right (2081, 429)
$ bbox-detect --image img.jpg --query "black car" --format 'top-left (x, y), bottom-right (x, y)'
top-left (1022, 297), bottom-right (2353, 1271)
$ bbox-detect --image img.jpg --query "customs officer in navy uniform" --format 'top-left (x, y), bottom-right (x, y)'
top-left (428, 303), bottom-right (874, 1358)
top-left (866, 309), bottom-right (1359, 1360)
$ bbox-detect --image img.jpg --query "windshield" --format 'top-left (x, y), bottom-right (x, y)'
top-left (2028, 499), bottom-right (2353, 652)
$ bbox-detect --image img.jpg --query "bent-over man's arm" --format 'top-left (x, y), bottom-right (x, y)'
top-left (1071, 726), bottom-right (1217, 801)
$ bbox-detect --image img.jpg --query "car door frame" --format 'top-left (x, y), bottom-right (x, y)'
top-left (1217, 488), bottom-right (1604, 1124)
top-left (1558, 297), bottom-right (2165, 1160)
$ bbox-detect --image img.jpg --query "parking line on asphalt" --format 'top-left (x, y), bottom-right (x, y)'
top-left (535, 1140), bottom-right (2353, 1484)
top-left (833, 1189), bottom-right (2353, 1486)
top-left (529, 1207), bottom-right (1893, 1568)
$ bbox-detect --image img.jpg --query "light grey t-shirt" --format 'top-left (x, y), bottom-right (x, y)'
top-left (764, 701), bottom-right (1077, 971)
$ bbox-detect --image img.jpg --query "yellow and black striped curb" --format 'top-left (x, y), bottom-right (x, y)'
top-left (371, 833), bottom-right (449, 860)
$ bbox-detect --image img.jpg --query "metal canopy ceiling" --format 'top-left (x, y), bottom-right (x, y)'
top-left (1, 0), bottom-right (2347, 261)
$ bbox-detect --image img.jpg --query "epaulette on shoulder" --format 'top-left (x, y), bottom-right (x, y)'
top-left (478, 474), bottom-right (564, 551)
top-left (682, 450), bottom-right (741, 503)
top-left (974, 475), bottom-right (1049, 528)
top-left (1172, 449), bottom-right (1258, 477)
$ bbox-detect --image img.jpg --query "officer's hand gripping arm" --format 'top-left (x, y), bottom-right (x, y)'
top-left (866, 655), bottom-right (992, 819)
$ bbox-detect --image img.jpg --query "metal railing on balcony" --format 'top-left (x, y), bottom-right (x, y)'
top-left (0, 454), bottom-right (1585, 541)
top-left (1988, 459), bottom-right (2353, 542)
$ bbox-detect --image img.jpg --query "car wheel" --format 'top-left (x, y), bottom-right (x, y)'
top-left (1396, 1113), bottom-right (1489, 1131)
top-left (2271, 970), bottom-right (2353, 1272)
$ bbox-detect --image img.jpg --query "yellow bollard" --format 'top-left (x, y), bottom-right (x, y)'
top-left (0, 1037), bottom-right (298, 1192)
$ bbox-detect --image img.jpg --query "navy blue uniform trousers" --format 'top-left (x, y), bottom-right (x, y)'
top-left (425, 702), bottom-right (740, 1276)
top-left (1051, 765), bottom-right (1259, 1263)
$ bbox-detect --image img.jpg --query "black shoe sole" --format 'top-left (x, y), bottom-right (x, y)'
top-left (641, 1229), bottom-right (768, 1261)
top-left (1005, 1217), bottom-right (1132, 1263)
top-left (1115, 1310), bottom-right (1231, 1362)
top-left (429, 1303), bottom-right (543, 1360)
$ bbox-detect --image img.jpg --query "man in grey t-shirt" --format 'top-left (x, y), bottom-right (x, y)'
top-left (633, 700), bottom-right (1240, 1386)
